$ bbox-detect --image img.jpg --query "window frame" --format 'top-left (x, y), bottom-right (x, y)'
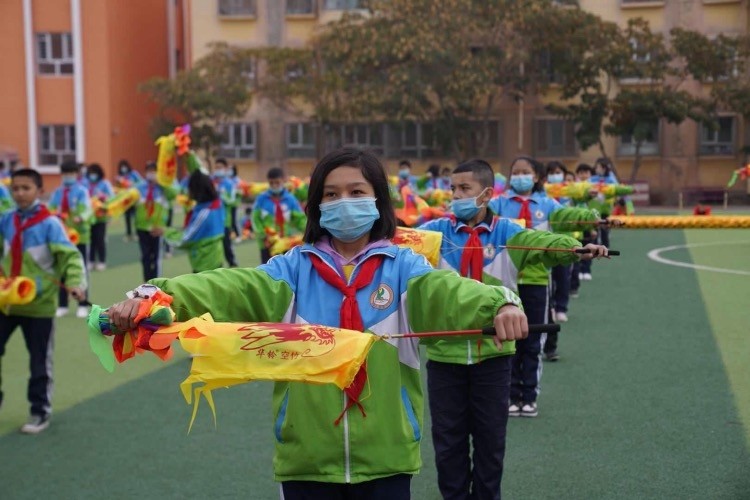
top-left (286, 122), bottom-right (317, 158)
top-left (533, 118), bottom-right (578, 159)
top-left (616, 120), bottom-right (661, 157)
top-left (217, 0), bottom-right (257, 18)
top-left (286, 0), bottom-right (317, 16)
top-left (219, 122), bottom-right (257, 159)
top-left (699, 116), bottom-right (736, 156)
top-left (38, 124), bottom-right (76, 167)
top-left (36, 32), bottom-right (74, 76)
top-left (323, 0), bottom-right (363, 11)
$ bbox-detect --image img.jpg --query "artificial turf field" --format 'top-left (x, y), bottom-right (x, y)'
top-left (0, 219), bottom-right (749, 499)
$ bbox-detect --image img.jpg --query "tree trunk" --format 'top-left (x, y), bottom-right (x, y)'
top-left (629, 141), bottom-right (642, 184)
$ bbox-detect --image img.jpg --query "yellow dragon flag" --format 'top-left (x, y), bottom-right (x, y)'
top-left (154, 314), bottom-right (378, 430)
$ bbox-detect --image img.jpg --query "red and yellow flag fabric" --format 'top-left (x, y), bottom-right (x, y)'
top-left (391, 227), bottom-right (442, 267)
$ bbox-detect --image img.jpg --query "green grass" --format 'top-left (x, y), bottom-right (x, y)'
top-left (0, 223), bottom-right (748, 499)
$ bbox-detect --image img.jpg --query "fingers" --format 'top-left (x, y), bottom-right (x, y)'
top-left (494, 305), bottom-right (529, 347)
top-left (108, 299), bottom-right (142, 332)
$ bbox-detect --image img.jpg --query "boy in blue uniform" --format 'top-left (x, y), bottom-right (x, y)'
top-left (0, 169), bottom-right (86, 433)
top-left (212, 158), bottom-right (238, 267)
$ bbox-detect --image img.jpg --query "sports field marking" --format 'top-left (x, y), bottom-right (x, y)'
top-left (648, 241), bottom-right (750, 276)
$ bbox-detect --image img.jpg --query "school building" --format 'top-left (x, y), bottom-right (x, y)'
top-left (0, 0), bottom-right (185, 180)
top-left (184, 0), bottom-right (750, 203)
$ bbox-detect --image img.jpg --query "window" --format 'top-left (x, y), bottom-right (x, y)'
top-left (218, 0), bottom-right (256, 17)
top-left (385, 122), bottom-right (437, 158)
top-left (621, 0), bottom-right (664, 6)
top-left (533, 119), bottom-right (577, 158)
top-left (219, 123), bottom-right (256, 159)
top-left (700, 117), bottom-right (735, 156)
top-left (286, 123), bottom-right (316, 158)
top-left (287, 0), bottom-right (315, 15)
top-left (285, 63), bottom-right (306, 82)
top-left (36, 33), bottom-right (73, 76)
top-left (341, 124), bottom-right (385, 155)
top-left (538, 49), bottom-right (564, 85)
top-left (617, 121), bottom-right (660, 156)
top-left (324, 0), bottom-right (362, 10)
top-left (39, 125), bottom-right (76, 166)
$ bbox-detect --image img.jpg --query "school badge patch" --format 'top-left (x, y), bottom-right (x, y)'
top-left (370, 284), bottom-right (394, 309)
top-left (483, 243), bottom-right (496, 260)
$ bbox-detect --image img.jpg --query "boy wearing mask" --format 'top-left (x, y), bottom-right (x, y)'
top-left (212, 158), bottom-right (239, 267)
top-left (135, 161), bottom-right (176, 281)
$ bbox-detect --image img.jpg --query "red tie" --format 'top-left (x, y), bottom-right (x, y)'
top-left (272, 197), bottom-right (285, 237)
top-left (309, 253), bottom-right (384, 424)
top-left (459, 225), bottom-right (488, 281)
top-left (512, 196), bottom-right (532, 229)
top-left (60, 188), bottom-right (70, 215)
top-left (146, 183), bottom-right (155, 218)
top-left (11, 206), bottom-right (51, 277)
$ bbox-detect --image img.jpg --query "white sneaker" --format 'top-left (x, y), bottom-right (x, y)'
top-left (234, 237), bottom-right (243, 244)
top-left (86, 262), bottom-right (93, 271)
top-left (521, 402), bottom-right (538, 418)
top-left (581, 273), bottom-right (593, 281)
top-left (55, 307), bottom-right (69, 318)
top-left (165, 252), bottom-right (173, 259)
top-left (509, 402), bottom-right (521, 417)
top-left (555, 311), bottom-right (569, 323)
top-left (95, 263), bottom-right (106, 271)
top-left (76, 306), bottom-right (90, 318)
top-left (20, 414), bottom-right (50, 434)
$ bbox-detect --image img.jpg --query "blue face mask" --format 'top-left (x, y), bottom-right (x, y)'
top-left (450, 189), bottom-right (488, 222)
top-left (270, 186), bottom-right (284, 195)
top-left (399, 169), bottom-right (410, 179)
top-left (510, 174), bottom-right (535, 193)
top-left (214, 169), bottom-right (226, 178)
top-left (88, 174), bottom-right (100, 183)
top-left (547, 173), bottom-right (564, 184)
top-left (320, 197), bottom-right (380, 243)
top-left (62, 175), bottom-right (77, 186)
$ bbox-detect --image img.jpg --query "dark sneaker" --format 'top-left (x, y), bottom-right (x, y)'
top-left (20, 414), bottom-right (50, 434)
top-left (521, 402), bottom-right (538, 418)
top-left (545, 351), bottom-right (560, 362)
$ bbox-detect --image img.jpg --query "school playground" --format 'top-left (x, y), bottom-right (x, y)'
top-left (0, 216), bottom-right (748, 499)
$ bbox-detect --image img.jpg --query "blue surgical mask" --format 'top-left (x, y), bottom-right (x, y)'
top-left (320, 197), bottom-right (380, 242)
top-left (399, 169), bottom-right (410, 179)
top-left (62, 175), bottom-right (77, 186)
top-left (146, 172), bottom-right (157, 181)
top-left (214, 169), bottom-right (226, 178)
top-left (450, 189), bottom-right (488, 221)
top-left (270, 186), bottom-right (284, 195)
top-left (510, 174), bottom-right (535, 193)
top-left (547, 173), bottom-right (564, 184)
top-left (88, 174), bottom-right (100, 183)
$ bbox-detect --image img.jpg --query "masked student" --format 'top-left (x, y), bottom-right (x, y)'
top-left (107, 148), bottom-right (528, 500)
top-left (82, 163), bottom-right (115, 271)
top-left (251, 167), bottom-right (307, 264)
top-left (134, 161), bottom-right (177, 281)
top-left (114, 160), bottom-right (143, 242)
top-left (418, 159), bottom-right (607, 500)
top-left (212, 158), bottom-right (239, 267)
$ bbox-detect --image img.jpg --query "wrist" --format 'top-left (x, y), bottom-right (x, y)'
top-left (126, 284), bottom-right (160, 300)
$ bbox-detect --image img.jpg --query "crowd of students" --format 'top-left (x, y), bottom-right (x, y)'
top-left (0, 149), bottom-right (625, 498)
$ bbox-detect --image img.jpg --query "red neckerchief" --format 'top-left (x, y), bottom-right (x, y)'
top-left (11, 205), bottom-right (52, 277)
top-left (458, 225), bottom-right (489, 281)
top-left (146, 183), bottom-right (155, 218)
top-left (271, 196), bottom-right (285, 237)
top-left (60, 187), bottom-right (70, 215)
top-left (511, 196), bottom-right (532, 229)
top-left (309, 253), bottom-right (384, 425)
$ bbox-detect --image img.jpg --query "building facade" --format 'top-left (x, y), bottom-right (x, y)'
top-left (0, 0), bottom-right (184, 181)
top-left (186, 0), bottom-right (749, 201)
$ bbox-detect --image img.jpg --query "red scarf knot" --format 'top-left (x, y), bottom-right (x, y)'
top-left (511, 196), bottom-right (533, 229)
top-left (459, 225), bottom-right (489, 281)
top-left (11, 205), bottom-right (51, 277)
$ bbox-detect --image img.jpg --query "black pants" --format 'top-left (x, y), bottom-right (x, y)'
top-left (124, 206), bottom-right (135, 237)
top-left (222, 227), bottom-right (237, 267)
top-left (59, 244), bottom-right (90, 308)
top-left (511, 284), bottom-right (548, 404)
top-left (0, 314), bottom-right (55, 417)
top-left (89, 222), bottom-right (107, 264)
top-left (163, 207), bottom-right (174, 254)
top-left (428, 356), bottom-right (511, 500)
top-left (137, 230), bottom-right (162, 281)
top-left (260, 247), bottom-right (271, 265)
top-left (281, 474), bottom-right (411, 500)
top-left (230, 205), bottom-right (239, 236)
top-left (570, 261), bottom-right (581, 292)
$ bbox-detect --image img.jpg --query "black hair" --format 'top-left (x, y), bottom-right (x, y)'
top-left (215, 158), bottom-right (228, 167)
top-left (576, 163), bottom-right (594, 174)
top-left (546, 161), bottom-right (568, 176)
top-left (60, 160), bottom-right (80, 174)
top-left (244, 206), bottom-right (253, 215)
top-left (187, 171), bottom-right (218, 204)
top-left (267, 167), bottom-right (285, 180)
top-left (594, 157), bottom-right (612, 176)
top-left (304, 148), bottom-right (397, 244)
top-left (509, 156), bottom-right (545, 193)
top-left (440, 167), bottom-right (452, 176)
top-left (87, 163), bottom-right (104, 179)
top-left (398, 160), bottom-right (412, 168)
top-left (426, 164), bottom-right (441, 178)
top-left (145, 161), bottom-right (157, 171)
top-left (453, 158), bottom-right (495, 190)
top-left (12, 168), bottom-right (43, 188)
